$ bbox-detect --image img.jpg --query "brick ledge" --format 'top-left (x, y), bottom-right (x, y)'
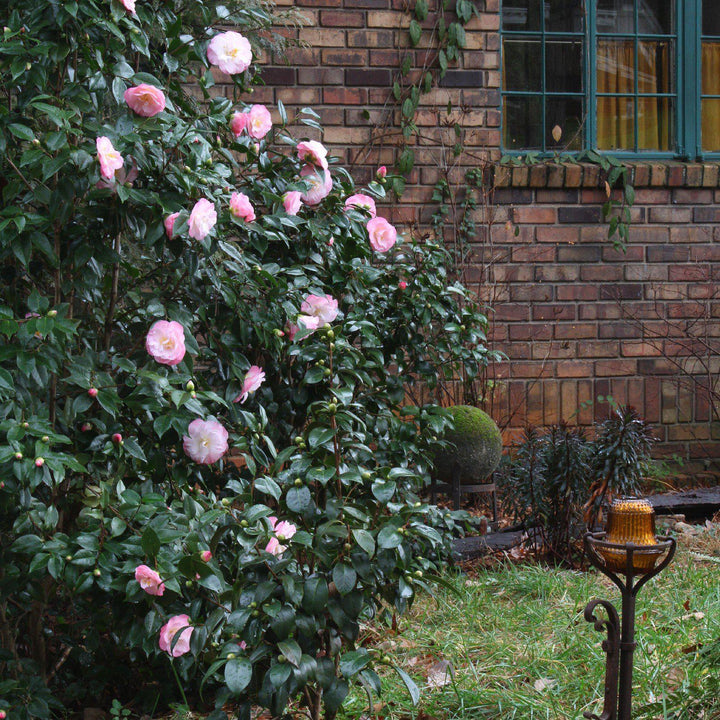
top-left (493, 161), bottom-right (720, 190)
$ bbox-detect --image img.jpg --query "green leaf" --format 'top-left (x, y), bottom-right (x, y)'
top-left (352, 529), bottom-right (375, 557)
top-left (277, 638), bottom-right (302, 667)
top-left (340, 649), bottom-right (370, 678)
top-left (394, 666), bottom-right (420, 705)
top-left (415, 0), bottom-right (428, 21)
top-left (409, 19), bottom-right (422, 47)
top-left (377, 525), bottom-right (403, 549)
top-left (225, 657), bottom-right (253, 694)
top-left (286, 486), bottom-right (312, 513)
top-left (332, 563), bottom-right (357, 595)
top-left (302, 576), bottom-right (329, 613)
top-left (371, 479), bottom-right (396, 503)
top-left (267, 663), bottom-right (291, 688)
top-left (308, 426), bottom-right (334, 448)
top-left (8, 124), bottom-right (34, 141)
top-left (141, 527), bottom-right (160, 557)
top-left (123, 438), bottom-right (147, 462)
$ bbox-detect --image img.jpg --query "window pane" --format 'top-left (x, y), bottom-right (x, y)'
top-left (639, 0), bottom-right (673, 35)
top-left (546, 39), bottom-right (582, 92)
top-left (597, 0), bottom-right (634, 33)
top-left (546, 96), bottom-right (583, 149)
top-left (503, 40), bottom-right (542, 92)
top-left (702, 42), bottom-right (720, 94)
top-left (638, 41), bottom-right (672, 94)
top-left (502, 0), bottom-right (541, 31)
top-left (702, 99), bottom-right (720, 150)
top-left (597, 96), bottom-right (634, 150)
top-left (545, 0), bottom-right (583, 33)
top-left (637, 97), bottom-right (672, 150)
top-left (702, 1), bottom-right (720, 36)
top-left (597, 40), bottom-right (635, 94)
top-left (503, 96), bottom-right (543, 150)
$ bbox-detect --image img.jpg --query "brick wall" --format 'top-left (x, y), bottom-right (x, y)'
top-left (221, 0), bottom-right (720, 464)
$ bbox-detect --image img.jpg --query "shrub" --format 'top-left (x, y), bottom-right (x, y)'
top-left (498, 407), bottom-right (655, 564)
top-left (0, 0), bottom-right (494, 717)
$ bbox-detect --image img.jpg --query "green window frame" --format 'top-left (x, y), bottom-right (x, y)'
top-left (500, 0), bottom-right (720, 160)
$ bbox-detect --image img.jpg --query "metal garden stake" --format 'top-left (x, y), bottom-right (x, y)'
top-left (582, 498), bottom-right (676, 720)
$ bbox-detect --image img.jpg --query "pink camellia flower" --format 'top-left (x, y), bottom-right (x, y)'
top-left (230, 111), bottom-right (248, 138)
top-left (265, 536), bottom-right (284, 555)
top-left (164, 212), bottom-right (180, 239)
top-left (299, 165), bottom-right (332, 206)
top-left (159, 614), bottom-right (193, 657)
top-left (183, 419), bottom-right (229, 464)
top-left (124, 84), bottom-right (166, 117)
top-left (188, 198), bottom-right (217, 240)
top-left (344, 193), bottom-right (377, 218)
top-left (285, 323), bottom-right (299, 341)
top-left (298, 294), bottom-right (339, 331)
top-left (283, 191), bottom-right (302, 216)
top-left (135, 564), bottom-right (165, 596)
top-left (398, 280), bottom-right (407, 290)
top-left (297, 140), bottom-right (328, 170)
top-left (207, 31), bottom-right (252, 75)
top-left (146, 320), bottom-right (186, 366)
top-left (233, 365), bottom-right (265, 403)
top-left (120, 0), bottom-right (136, 12)
top-left (367, 216), bottom-right (398, 253)
top-left (200, 550), bottom-right (212, 562)
top-left (377, 165), bottom-right (387, 179)
top-left (229, 192), bottom-right (256, 223)
top-left (96, 136), bottom-right (124, 180)
top-left (247, 104), bottom-right (272, 139)
top-left (274, 520), bottom-right (297, 542)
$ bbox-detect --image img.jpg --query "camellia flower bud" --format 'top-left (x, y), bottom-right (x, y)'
top-left (112, 433), bottom-right (123, 444)
top-left (47, 309), bottom-right (57, 317)
top-left (41, 435), bottom-right (49, 442)
top-left (88, 387), bottom-right (98, 398)
top-left (14, 452), bottom-right (22, 460)
top-left (200, 550), bottom-right (212, 562)
top-left (398, 280), bottom-right (407, 290)
top-left (35, 457), bottom-right (44, 467)
top-left (81, 423), bottom-right (92, 432)
top-left (186, 380), bottom-right (195, 391)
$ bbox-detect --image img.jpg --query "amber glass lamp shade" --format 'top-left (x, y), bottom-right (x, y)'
top-left (598, 497), bottom-right (664, 574)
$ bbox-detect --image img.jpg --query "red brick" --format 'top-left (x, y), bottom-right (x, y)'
top-left (557, 361), bottom-right (594, 378)
top-left (554, 323), bottom-right (597, 339)
top-left (532, 304), bottom-right (576, 321)
top-left (536, 227), bottom-right (579, 243)
top-left (512, 206), bottom-right (557, 225)
top-left (509, 324), bottom-right (553, 341)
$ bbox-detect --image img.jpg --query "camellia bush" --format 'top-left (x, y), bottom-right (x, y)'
top-left (0, 1), bottom-right (495, 718)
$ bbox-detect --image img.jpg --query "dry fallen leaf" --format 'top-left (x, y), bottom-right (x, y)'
top-left (551, 124), bottom-right (562, 143)
top-left (534, 677), bottom-right (557, 693)
top-left (426, 659), bottom-right (454, 689)
top-left (681, 611), bottom-right (705, 621)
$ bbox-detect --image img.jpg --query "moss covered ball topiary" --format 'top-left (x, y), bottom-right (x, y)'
top-left (434, 405), bottom-right (503, 483)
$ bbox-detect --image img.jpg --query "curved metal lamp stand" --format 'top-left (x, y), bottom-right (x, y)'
top-left (583, 532), bottom-right (676, 720)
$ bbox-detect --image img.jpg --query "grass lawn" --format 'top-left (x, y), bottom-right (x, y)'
top-left (339, 527), bottom-right (720, 720)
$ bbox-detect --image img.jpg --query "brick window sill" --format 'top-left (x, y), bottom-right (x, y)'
top-left (492, 161), bottom-right (720, 190)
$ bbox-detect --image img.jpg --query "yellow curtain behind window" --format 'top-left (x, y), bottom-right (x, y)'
top-left (597, 40), bottom-right (669, 150)
top-left (597, 40), bottom-right (634, 149)
top-left (702, 43), bottom-right (720, 151)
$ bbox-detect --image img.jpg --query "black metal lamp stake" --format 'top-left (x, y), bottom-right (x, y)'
top-left (582, 499), bottom-right (677, 720)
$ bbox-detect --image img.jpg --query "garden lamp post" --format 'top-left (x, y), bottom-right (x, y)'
top-left (583, 498), bottom-right (676, 720)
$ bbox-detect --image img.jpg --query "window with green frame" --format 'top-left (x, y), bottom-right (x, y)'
top-left (501, 0), bottom-right (720, 159)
